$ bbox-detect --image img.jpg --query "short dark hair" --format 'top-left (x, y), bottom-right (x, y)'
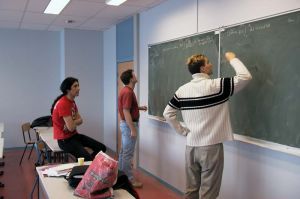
top-left (186, 54), bottom-right (207, 74)
top-left (120, 69), bottom-right (133, 85)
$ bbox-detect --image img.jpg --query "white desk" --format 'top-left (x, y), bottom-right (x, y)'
top-left (0, 138), bottom-right (4, 159)
top-left (0, 123), bottom-right (3, 158)
top-left (0, 123), bottom-right (4, 138)
top-left (36, 163), bottom-right (135, 199)
top-left (35, 127), bottom-right (62, 152)
top-left (34, 127), bottom-right (65, 163)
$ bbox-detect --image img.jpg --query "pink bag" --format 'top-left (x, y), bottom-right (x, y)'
top-left (74, 152), bottom-right (118, 198)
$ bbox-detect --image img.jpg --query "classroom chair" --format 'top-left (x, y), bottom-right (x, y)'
top-left (19, 122), bottom-right (36, 166)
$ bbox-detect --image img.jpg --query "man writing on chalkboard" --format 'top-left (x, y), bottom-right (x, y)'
top-left (163, 52), bottom-right (252, 199)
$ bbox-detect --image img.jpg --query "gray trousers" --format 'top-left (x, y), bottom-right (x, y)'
top-left (185, 143), bottom-right (224, 199)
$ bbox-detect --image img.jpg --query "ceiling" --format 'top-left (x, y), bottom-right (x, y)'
top-left (0, 0), bottom-right (167, 31)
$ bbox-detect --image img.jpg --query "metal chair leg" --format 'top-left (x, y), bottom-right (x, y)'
top-left (43, 142), bottom-right (52, 163)
top-left (28, 144), bottom-right (34, 159)
top-left (19, 144), bottom-right (28, 165)
top-left (30, 174), bottom-right (39, 199)
top-left (35, 150), bottom-right (43, 166)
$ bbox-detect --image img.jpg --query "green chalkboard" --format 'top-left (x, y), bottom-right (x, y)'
top-left (220, 11), bottom-right (300, 148)
top-left (148, 32), bottom-right (219, 119)
top-left (148, 10), bottom-right (300, 149)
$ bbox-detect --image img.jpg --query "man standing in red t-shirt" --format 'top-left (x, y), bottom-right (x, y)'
top-left (118, 69), bottom-right (147, 188)
top-left (51, 77), bottom-right (106, 161)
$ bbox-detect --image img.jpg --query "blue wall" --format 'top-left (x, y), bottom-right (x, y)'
top-left (63, 29), bottom-right (104, 142)
top-left (0, 29), bottom-right (61, 147)
top-left (0, 28), bottom-right (104, 148)
top-left (116, 17), bottom-right (133, 62)
top-left (103, 26), bottom-right (117, 151)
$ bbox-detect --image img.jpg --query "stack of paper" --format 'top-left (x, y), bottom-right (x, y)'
top-left (42, 164), bottom-right (74, 177)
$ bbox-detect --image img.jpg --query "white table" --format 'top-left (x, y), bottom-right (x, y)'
top-left (0, 123), bottom-right (4, 138)
top-left (34, 127), bottom-right (65, 163)
top-left (0, 138), bottom-right (4, 159)
top-left (36, 163), bottom-right (135, 199)
top-left (35, 127), bottom-right (62, 152)
top-left (0, 123), bottom-right (3, 158)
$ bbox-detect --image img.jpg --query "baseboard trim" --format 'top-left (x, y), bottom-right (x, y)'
top-left (138, 166), bottom-right (183, 196)
top-left (4, 147), bottom-right (25, 151)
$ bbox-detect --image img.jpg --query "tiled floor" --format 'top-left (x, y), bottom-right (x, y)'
top-left (0, 149), bottom-right (183, 199)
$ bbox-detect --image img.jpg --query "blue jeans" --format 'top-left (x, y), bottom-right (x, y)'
top-left (118, 121), bottom-right (137, 181)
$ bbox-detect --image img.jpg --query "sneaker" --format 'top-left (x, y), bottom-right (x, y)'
top-left (131, 180), bottom-right (143, 188)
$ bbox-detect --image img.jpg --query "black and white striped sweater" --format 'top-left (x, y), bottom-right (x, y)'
top-left (163, 58), bottom-right (252, 146)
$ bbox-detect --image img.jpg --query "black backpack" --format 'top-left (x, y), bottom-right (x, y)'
top-left (113, 171), bottom-right (140, 199)
top-left (66, 165), bottom-right (89, 188)
top-left (31, 116), bottom-right (52, 128)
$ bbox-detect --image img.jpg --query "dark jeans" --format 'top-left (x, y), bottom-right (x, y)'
top-left (57, 134), bottom-right (106, 161)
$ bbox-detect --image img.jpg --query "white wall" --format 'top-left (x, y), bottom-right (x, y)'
top-left (103, 26), bottom-right (117, 151)
top-left (137, 0), bottom-right (300, 198)
top-left (63, 29), bottom-right (104, 142)
top-left (139, 0), bottom-right (198, 191)
top-left (0, 29), bottom-right (61, 148)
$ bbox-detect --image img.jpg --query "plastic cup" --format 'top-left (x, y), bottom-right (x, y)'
top-left (78, 157), bottom-right (84, 166)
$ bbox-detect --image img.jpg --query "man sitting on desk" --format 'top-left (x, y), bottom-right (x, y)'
top-left (51, 77), bottom-right (106, 161)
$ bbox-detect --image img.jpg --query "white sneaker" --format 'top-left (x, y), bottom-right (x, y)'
top-left (131, 180), bottom-right (143, 188)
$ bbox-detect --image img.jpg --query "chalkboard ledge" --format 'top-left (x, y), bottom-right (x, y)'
top-left (148, 114), bottom-right (188, 128)
top-left (147, 115), bottom-right (300, 157)
top-left (234, 134), bottom-right (300, 157)
top-left (148, 115), bottom-right (166, 122)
